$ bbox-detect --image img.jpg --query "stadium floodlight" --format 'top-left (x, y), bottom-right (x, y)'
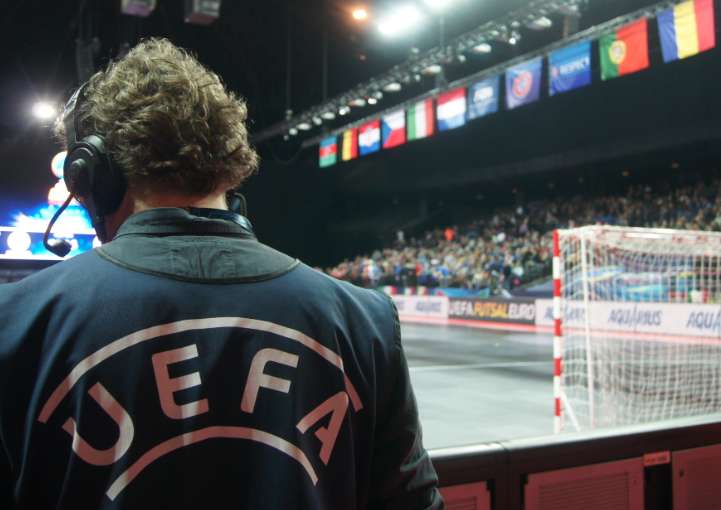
top-left (371, 90), bottom-right (384, 100)
top-left (422, 64), bottom-right (443, 75)
top-left (508, 31), bottom-right (521, 45)
top-left (382, 82), bottom-right (402, 93)
top-left (527, 16), bottom-right (553, 30)
top-left (288, 127), bottom-right (299, 136)
top-left (312, 116), bottom-right (323, 126)
top-left (472, 42), bottom-right (492, 54)
top-left (321, 110), bottom-right (336, 120)
top-left (348, 97), bottom-right (366, 107)
top-left (367, 97), bottom-right (378, 105)
top-left (378, 4), bottom-right (424, 38)
top-left (423, 0), bottom-right (455, 11)
top-left (352, 7), bottom-right (369, 21)
top-left (32, 101), bottom-right (58, 121)
top-left (297, 122), bottom-right (312, 131)
top-left (338, 106), bottom-right (351, 116)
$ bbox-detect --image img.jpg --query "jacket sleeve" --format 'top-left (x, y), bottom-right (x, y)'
top-left (368, 299), bottom-right (444, 509)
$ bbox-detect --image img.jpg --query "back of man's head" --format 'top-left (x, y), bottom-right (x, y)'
top-left (55, 38), bottom-right (259, 197)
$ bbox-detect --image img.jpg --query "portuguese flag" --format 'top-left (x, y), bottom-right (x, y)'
top-left (600, 18), bottom-right (650, 81)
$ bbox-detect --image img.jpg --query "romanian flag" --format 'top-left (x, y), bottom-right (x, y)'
top-left (407, 98), bottom-right (434, 141)
top-left (658, 0), bottom-right (715, 63)
top-left (600, 18), bottom-right (650, 80)
top-left (319, 136), bottom-right (337, 168)
top-left (341, 128), bottom-right (358, 161)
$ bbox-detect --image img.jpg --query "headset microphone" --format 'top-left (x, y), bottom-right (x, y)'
top-left (43, 194), bottom-right (74, 257)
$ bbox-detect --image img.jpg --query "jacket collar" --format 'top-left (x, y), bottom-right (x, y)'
top-left (113, 207), bottom-right (255, 239)
top-left (97, 208), bottom-right (299, 283)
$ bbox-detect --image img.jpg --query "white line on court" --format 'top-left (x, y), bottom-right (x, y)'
top-left (409, 361), bottom-right (548, 373)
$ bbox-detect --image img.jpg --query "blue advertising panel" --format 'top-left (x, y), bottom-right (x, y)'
top-left (505, 57), bottom-right (542, 110)
top-left (467, 76), bottom-right (500, 120)
top-left (549, 41), bottom-right (592, 96)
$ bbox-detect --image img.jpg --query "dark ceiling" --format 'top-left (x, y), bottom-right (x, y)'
top-left (0, 0), bottom-right (659, 141)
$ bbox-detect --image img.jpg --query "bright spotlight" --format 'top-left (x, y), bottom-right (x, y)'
top-left (338, 106), bottom-right (351, 116)
top-left (349, 97), bottom-right (366, 107)
top-left (297, 122), bottom-right (312, 131)
top-left (423, 0), bottom-right (454, 11)
top-left (473, 42), bottom-right (492, 54)
top-left (352, 7), bottom-right (369, 21)
top-left (382, 82), bottom-right (402, 93)
top-left (367, 97), bottom-right (378, 105)
top-left (32, 101), bottom-right (57, 121)
top-left (312, 116), bottom-right (323, 126)
top-left (321, 111), bottom-right (336, 120)
top-left (527, 16), bottom-right (553, 30)
top-left (288, 127), bottom-right (299, 136)
top-left (378, 5), bottom-right (424, 38)
top-left (508, 31), bottom-right (521, 45)
top-left (422, 64), bottom-right (443, 75)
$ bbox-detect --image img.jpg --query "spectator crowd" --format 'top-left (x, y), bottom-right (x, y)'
top-left (327, 178), bottom-right (721, 293)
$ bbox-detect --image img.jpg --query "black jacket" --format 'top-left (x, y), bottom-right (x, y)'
top-left (0, 208), bottom-right (442, 509)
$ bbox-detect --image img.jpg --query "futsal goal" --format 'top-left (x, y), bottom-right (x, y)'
top-left (553, 225), bottom-right (721, 433)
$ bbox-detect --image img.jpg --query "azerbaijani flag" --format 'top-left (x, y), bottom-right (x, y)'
top-left (341, 128), bottom-right (358, 161)
top-left (319, 137), bottom-right (337, 168)
top-left (358, 120), bottom-right (381, 156)
top-left (407, 98), bottom-right (434, 141)
top-left (600, 18), bottom-right (650, 80)
top-left (382, 109), bottom-right (406, 149)
top-left (436, 87), bottom-right (467, 131)
top-left (658, 0), bottom-right (715, 63)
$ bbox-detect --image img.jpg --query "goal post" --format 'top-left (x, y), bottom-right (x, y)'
top-left (554, 225), bottom-right (721, 433)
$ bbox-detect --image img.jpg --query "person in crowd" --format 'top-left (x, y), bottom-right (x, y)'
top-left (0, 38), bottom-right (442, 510)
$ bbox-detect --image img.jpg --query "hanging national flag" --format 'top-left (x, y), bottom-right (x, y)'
top-left (600, 18), bottom-right (650, 80)
top-left (319, 136), bottom-right (337, 168)
top-left (341, 128), bottom-right (358, 161)
top-left (358, 120), bottom-right (381, 156)
top-left (382, 109), bottom-right (407, 149)
top-left (549, 41), bottom-right (592, 96)
top-left (505, 57), bottom-right (542, 109)
top-left (407, 98), bottom-right (434, 141)
top-left (436, 88), bottom-right (467, 131)
top-left (658, 0), bottom-right (715, 63)
top-left (468, 76), bottom-right (499, 120)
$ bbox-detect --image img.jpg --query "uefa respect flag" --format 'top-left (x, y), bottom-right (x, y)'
top-left (658, 0), bottom-right (715, 63)
top-left (382, 109), bottom-right (406, 149)
top-left (549, 41), bottom-right (592, 96)
top-left (407, 98), bottom-right (434, 141)
top-left (319, 136), bottom-right (337, 168)
top-left (436, 88), bottom-right (467, 131)
top-left (341, 128), bottom-right (358, 161)
top-left (600, 18), bottom-right (650, 80)
top-left (505, 57), bottom-right (542, 110)
top-left (467, 76), bottom-right (499, 120)
top-left (358, 119), bottom-right (381, 156)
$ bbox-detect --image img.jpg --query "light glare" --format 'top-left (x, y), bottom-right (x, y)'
top-left (32, 101), bottom-right (57, 121)
top-left (352, 7), bottom-right (368, 21)
top-left (378, 5), bottom-right (424, 38)
top-left (423, 0), bottom-right (454, 11)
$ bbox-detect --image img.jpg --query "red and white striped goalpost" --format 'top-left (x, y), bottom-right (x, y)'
top-left (553, 229), bottom-right (563, 434)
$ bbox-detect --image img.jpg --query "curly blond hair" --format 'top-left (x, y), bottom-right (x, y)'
top-left (56, 38), bottom-right (259, 195)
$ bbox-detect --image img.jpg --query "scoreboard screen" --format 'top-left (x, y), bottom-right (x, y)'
top-left (0, 151), bottom-right (96, 261)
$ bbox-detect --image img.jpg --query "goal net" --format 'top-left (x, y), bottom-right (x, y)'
top-left (554, 225), bottom-right (721, 432)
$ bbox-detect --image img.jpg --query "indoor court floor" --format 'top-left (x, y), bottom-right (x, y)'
top-left (403, 323), bottom-right (555, 449)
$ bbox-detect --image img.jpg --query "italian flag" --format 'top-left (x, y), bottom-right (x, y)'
top-left (407, 98), bottom-right (434, 141)
top-left (600, 18), bottom-right (650, 80)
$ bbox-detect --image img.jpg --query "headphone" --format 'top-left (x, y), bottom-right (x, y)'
top-left (44, 83), bottom-right (251, 258)
top-left (43, 82), bottom-right (127, 256)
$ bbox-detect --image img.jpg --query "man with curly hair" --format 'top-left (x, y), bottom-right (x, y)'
top-left (0, 39), bottom-right (442, 509)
